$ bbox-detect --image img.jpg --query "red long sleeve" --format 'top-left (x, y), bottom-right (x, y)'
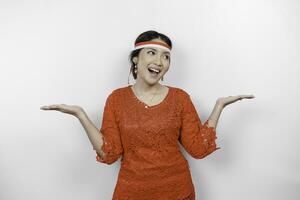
top-left (94, 85), bottom-right (221, 199)
top-left (96, 91), bottom-right (124, 164)
top-left (178, 90), bottom-right (220, 159)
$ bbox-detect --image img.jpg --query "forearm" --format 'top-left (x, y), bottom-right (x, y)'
top-left (76, 110), bottom-right (105, 157)
top-left (206, 101), bottom-right (224, 129)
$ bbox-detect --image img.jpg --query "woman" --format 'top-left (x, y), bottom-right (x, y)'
top-left (41, 30), bottom-right (254, 199)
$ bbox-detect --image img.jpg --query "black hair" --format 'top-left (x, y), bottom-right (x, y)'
top-left (128, 30), bottom-right (172, 83)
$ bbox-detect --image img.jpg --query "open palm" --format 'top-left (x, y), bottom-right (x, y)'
top-left (40, 104), bottom-right (82, 116)
top-left (217, 95), bottom-right (255, 108)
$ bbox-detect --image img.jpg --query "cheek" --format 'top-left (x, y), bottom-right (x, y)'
top-left (163, 65), bottom-right (170, 72)
top-left (139, 56), bottom-right (152, 65)
top-left (163, 60), bottom-right (170, 67)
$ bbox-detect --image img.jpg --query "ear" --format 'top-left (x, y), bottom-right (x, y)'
top-left (132, 56), bottom-right (138, 65)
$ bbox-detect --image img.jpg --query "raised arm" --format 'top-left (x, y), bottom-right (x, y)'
top-left (41, 91), bottom-right (124, 165)
top-left (40, 104), bottom-right (106, 159)
top-left (206, 102), bottom-right (223, 129)
top-left (206, 94), bottom-right (255, 129)
top-left (77, 110), bottom-right (105, 158)
top-left (178, 89), bottom-right (255, 159)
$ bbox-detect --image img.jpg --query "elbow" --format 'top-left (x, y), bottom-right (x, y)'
top-left (190, 151), bottom-right (209, 159)
top-left (190, 146), bottom-right (221, 159)
top-left (96, 153), bottom-right (117, 165)
top-left (96, 151), bottom-right (122, 165)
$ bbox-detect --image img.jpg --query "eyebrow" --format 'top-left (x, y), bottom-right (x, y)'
top-left (147, 48), bottom-right (170, 54)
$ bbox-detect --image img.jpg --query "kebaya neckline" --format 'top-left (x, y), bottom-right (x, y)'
top-left (128, 85), bottom-right (171, 109)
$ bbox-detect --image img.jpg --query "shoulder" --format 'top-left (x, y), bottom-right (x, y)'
top-left (169, 86), bottom-right (191, 99)
top-left (161, 85), bottom-right (192, 108)
top-left (107, 85), bottom-right (130, 101)
top-left (110, 86), bottom-right (125, 95)
top-left (103, 86), bottom-right (128, 111)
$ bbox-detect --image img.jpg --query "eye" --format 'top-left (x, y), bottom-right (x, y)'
top-left (164, 55), bottom-right (170, 60)
top-left (147, 50), bottom-right (155, 55)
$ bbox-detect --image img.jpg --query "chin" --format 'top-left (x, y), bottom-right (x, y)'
top-left (139, 74), bottom-right (161, 85)
top-left (150, 76), bottom-right (162, 82)
top-left (146, 79), bottom-right (160, 86)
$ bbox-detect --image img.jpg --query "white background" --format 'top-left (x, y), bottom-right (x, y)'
top-left (1, 0), bottom-right (299, 199)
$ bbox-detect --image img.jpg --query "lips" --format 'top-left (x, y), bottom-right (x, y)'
top-left (148, 67), bottom-right (161, 74)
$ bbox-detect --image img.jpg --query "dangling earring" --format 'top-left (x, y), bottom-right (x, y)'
top-left (161, 76), bottom-right (164, 81)
top-left (134, 66), bottom-right (138, 74)
top-left (128, 65), bottom-right (137, 85)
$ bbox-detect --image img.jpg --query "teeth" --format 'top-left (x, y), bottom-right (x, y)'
top-left (149, 68), bottom-right (160, 73)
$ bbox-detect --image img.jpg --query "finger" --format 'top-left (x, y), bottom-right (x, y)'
top-left (231, 96), bottom-right (245, 101)
top-left (51, 104), bottom-right (61, 109)
top-left (40, 106), bottom-right (49, 110)
top-left (231, 96), bottom-right (243, 100)
top-left (240, 95), bottom-right (255, 99)
top-left (40, 105), bottom-right (55, 110)
top-left (46, 104), bottom-right (60, 110)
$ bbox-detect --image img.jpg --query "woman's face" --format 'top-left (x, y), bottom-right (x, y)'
top-left (133, 38), bottom-right (171, 85)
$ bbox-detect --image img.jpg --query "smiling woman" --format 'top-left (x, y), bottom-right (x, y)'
top-left (94, 30), bottom-right (218, 199)
top-left (128, 31), bottom-right (172, 84)
top-left (40, 30), bottom-right (254, 200)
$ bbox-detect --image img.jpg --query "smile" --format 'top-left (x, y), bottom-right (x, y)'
top-left (148, 67), bottom-right (161, 75)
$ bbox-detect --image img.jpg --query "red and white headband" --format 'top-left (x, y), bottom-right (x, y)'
top-left (134, 41), bottom-right (171, 53)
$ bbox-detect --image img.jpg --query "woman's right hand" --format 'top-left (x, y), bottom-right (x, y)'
top-left (40, 104), bottom-right (83, 117)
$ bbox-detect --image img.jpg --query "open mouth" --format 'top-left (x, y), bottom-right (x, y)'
top-left (148, 67), bottom-right (161, 75)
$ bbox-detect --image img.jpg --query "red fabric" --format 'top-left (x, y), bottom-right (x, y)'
top-left (135, 41), bottom-right (171, 50)
top-left (96, 85), bottom-right (220, 200)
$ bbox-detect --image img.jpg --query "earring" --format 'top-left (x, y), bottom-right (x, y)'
top-left (161, 76), bottom-right (164, 81)
top-left (134, 66), bottom-right (137, 73)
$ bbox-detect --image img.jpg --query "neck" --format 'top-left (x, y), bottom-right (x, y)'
top-left (132, 80), bottom-right (162, 94)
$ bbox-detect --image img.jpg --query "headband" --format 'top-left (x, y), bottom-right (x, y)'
top-left (134, 41), bottom-right (171, 53)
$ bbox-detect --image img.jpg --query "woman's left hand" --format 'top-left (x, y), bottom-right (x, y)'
top-left (216, 95), bottom-right (255, 108)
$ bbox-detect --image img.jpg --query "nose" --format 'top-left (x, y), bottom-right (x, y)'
top-left (153, 55), bottom-right (163, 67)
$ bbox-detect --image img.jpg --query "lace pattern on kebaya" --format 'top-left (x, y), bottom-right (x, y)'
top-left (95, 86), bottom-right (220, 199)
